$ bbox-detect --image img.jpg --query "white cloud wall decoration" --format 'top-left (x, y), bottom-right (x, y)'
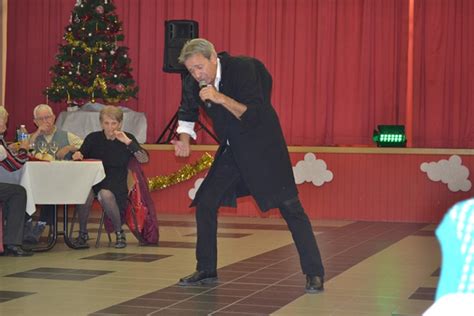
top-left (420, 155), bottom-right (472, 192)
top-left (188, 178), bottom-right (205, 200)
top-left (293, 153), bottom-right (333, 186)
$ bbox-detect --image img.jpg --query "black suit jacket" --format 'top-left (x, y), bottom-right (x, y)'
top-left (178, 52), bottom-right (297, 211)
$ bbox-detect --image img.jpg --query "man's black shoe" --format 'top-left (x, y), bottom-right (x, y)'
top-left (2, 245), bottom-right (34, 257)
top-left (305, 275), bottom-right (324, 293)
top-left (178, 270), bottom-right (218, 286)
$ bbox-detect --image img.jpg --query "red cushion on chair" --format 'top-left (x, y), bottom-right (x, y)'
top-left (125, 158), bottom-right (159, 245)
top-left (125, 171), bottom-right (148, 244)
top-left (126, 183), bottom-right (146, 233)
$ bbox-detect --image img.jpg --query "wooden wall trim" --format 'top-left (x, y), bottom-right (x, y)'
top-left (143, 144), bottom-right (474, 156)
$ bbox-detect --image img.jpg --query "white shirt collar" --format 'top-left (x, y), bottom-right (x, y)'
top-left (214, 58), bottom-right (221, 91)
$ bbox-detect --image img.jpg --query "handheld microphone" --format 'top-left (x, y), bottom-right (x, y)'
top-left (199, 80), bottom-right (212, 108)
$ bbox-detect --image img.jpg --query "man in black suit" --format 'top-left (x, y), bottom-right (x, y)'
top-left (172, 38), bottom-right (324, 293)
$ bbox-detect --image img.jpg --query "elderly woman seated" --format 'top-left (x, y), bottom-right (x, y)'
top-left (72, 105), bottom-right (148, 249)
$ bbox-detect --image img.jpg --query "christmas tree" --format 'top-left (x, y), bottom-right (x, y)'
top-left (45, 0), bottom-right (138, 106)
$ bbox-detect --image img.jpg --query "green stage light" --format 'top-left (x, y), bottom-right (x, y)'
top-left (373, 125), bottom-right (407, 147)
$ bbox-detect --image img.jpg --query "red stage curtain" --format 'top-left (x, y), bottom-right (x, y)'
top-left (413, 0), bottom-right (474, 148)
top-left (13, 0), bottom-right (473, 148)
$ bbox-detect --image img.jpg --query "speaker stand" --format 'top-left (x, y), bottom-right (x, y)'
top-left (155, 111), bottom-right (219, 144)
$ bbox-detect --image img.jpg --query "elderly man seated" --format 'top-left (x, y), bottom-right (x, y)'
top-left (0, 106), bottom-right (32, 256)
top-left (23, 104), bottom-right (83, 244)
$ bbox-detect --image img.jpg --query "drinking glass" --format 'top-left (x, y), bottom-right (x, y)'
top-left (49, 141), bottom-right (59, 159)
top-left (28, 140), bottom-right (36, 155)
top-left (37, 140), bottom-right (48, 155)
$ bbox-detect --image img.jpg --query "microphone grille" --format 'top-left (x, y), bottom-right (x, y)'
top-left (199, 81), bottom-right (207, 89)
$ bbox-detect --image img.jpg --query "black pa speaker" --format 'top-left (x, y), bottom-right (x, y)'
top-left (163, 20), bottom-right (199, 73)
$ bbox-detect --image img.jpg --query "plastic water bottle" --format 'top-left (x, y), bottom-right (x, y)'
top-left (17, 124), bottom-right (28, 142)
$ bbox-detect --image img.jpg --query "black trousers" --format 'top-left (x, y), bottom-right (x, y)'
top-left (194, 149), bottom-right (325, 277)
top-left (0, 183), bottom-right (27, 245)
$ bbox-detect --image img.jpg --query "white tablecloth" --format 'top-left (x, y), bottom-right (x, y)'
top-left (0, 161), bottom-right (105, 215)
top-left (56, 109), bottom-right (147, 143)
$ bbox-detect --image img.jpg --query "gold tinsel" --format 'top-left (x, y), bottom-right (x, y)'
top-left (86, 75), bottom-right (108, 95)
top-left (148, 153), bottom-right (214, 192)
top-left (65, 32), bottom-right (99, 53)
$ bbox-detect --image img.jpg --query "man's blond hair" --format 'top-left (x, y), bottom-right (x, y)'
top-left (178, 38), bottom-right (216, 64)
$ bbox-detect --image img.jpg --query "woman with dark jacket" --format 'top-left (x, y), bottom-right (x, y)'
top-left (72, 105), bottom-right (148, 249)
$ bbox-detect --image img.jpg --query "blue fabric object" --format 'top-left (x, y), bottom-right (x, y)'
top-left (435, 198), bottom-right (474, 300)
top-left (81, 102), bottom-right (131, 112)
top-left (81, 102), bottom-right (105, 112)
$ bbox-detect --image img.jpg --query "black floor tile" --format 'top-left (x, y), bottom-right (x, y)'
top-left (156, 241), bottom-right (196, 248)
top-left (0, 291), bottom-right (35, 303)
top-left (409, 287), bottom-right (436, 301)
top-left (184, 232), bottom-right (251, 238)
top-left (82, 252), bottom-right (172, 262)
top-left (5, 267), bottom-right (113, 281)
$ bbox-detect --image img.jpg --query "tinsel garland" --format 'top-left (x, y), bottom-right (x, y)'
top-left (87, 75), bottom-right (108, 95)
top-left (65, 32), bottom-right (100, 53)
top-left (148, 152), bottom-right (214, 192)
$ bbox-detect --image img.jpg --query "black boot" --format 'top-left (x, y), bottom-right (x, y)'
top-left (115, 230), bottom-right (126, 249)
top-left (72, 232), bottom-right (90, 249)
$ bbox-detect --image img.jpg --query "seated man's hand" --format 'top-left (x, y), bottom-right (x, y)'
top-left (72, 151), bottom-right (83, 161)
top-left (56, 146), bottom-right (73, 160)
